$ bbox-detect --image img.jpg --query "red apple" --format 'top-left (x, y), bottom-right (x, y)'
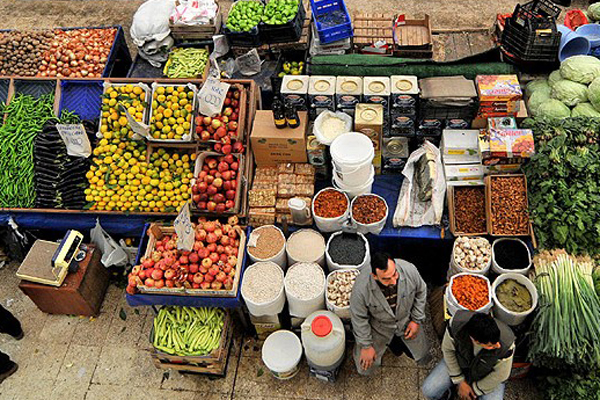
top-left (225, 200), bottom-right (235, 210)
top-left (214, 193), bottom-right (225, 204)
top-left (204, 116), bottom-right (212, 125)
top-left (207, 186), bottom-right (218, 196)
top-left (225, 190), bottom-right (236, 200)
top-left (164, 269), bottom-right (176, 280)
top-left (207, 243), bottom-right (217, 252)
top-left (212, 178), bottom-right (223, 188)
top-left (209, 253), bottom-right (220, 263)
top-left (211, 119), bottom-right (221, 129)
top-left (197, 201), bottom-right (207, 210)
top-left (201, 131), bottom-right (211, 141)
top-left (165, 279), bottom-right (175, 288)
top-left (144, 278), bottom-right (155, 287)
top-left (206, 158), bottom-right (217, 169)
top-left (221, 144), bottom-right (232, 155)
top-left (189, 263), bottom-right (199, 274)
top-left (193, 273), bottom-right (204, 284)
top-left (230, 161), bottom-right (239, 171)
top-left (202, 258), bottom-right (213, 268)
top-left (200, 282), bottom-right (211, 290)
top-left (204, 175), bottom-right (215, 185)
top-left (218, 161), bottom-right (229, 172)
top-left (211, 281), bottom-right (223, 290)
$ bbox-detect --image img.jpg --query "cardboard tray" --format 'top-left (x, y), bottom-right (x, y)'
top-left (138, 223), bottom-right (245, 297)
top-left (484, 174), bottom-right (530, 237)
top-left (447, 184), bottom-right (488, 237)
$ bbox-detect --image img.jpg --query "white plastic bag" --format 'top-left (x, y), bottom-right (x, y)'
top-left (138, 36), bottom-right (175, 68)
top-left (131, 0), bottom-right (177, 47)
top-left (393, 141), bottom-right (446, 227)
top-left (170, 0), bottom-right (219, 26)
top-left (90, 219), bottom-right (128, 267)
top-left (235, 48), bottom-right (262, 76)
top-left (313, 111), bottom-right (353, 145)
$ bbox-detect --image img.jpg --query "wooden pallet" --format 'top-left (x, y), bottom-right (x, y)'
top-left (393, 14), bottom-right (433, 58)
top-left (352, 13), bottom-right (394, 54)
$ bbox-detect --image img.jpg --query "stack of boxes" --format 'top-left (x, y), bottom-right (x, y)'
top-left (440, 129), bottom-right (483, 185)
top-left (475, 75), bottom-right (522, 119)
top-left (336, 76), bottom-right (363, 118)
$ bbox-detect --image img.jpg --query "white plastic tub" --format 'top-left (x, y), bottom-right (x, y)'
top-left (247, 225), bottom-right (287, 269)
top-left (262, 330), bottom-right (303, 380)
top-left (312, 188), bottom-right (350, 233)
top-left (330, 132), bottom-right (374, 186)
top-left (350, 194), bottom-right (388, 235)
top-left (241, 262), bottom-right (286, 317)
top-left (325, 231), bottom-right (370, 272)
top-left (492, 273), bottom-right (538, 326)
top-left (332, 166), bottom-right (375, 199)
top-left (446, 273), bottom-right (492, 316)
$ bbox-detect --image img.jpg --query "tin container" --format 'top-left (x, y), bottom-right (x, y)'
top-left (308, 76), bottom-right (336, 118)
top-left (363, 77), bottom-right (390, 112)
top-left (391, 75), bottom-right (418, 115)
top-left (445, 118), bottom-right (470, 130)
top-left (390, 115), bottom-right (416, 137)
top-left (382, 137), bottom-right (409, 174)
top-left (335, 76), bottom-right (362, 117)
top-left (417, 118), bottom-right (443, 138)
top-left (281, 75), bottom-right (310, 111)
top-left (355, 103), bottom-right (383, 174)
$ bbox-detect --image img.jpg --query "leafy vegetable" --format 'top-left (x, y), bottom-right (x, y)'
top-left (572, 102), bottom-right (600, 117)
top-left (545, 371), bottom-right (600, 400)
top-left (551, 79), bottom-right (588, 106)
top-left (526, 79), bottom-right (550, 97)
top-left (528, 90), bottom-right (550, 116)
top-left (560, 55), bottom-right (600, 85)
top-left (548, 70), bottom-right (563, 87)
top-left (589, 2), bottom-right (600, 20)
top-left (587, 77), bottom-right (600, 111)
top-left (536, 99), bottom-right (571, 119)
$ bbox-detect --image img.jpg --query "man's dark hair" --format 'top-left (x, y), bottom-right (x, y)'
top-left (465, 313), bottom-right (500, 344)
top-left (371, 252), bottom-right (392, 274)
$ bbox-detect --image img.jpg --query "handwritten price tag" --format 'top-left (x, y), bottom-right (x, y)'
top-left (174, 201), bottom-right (194, 252)
top-left (198, 78), bottom-right (231, 117)
top-left (56, 124), bottom-right (92, 158)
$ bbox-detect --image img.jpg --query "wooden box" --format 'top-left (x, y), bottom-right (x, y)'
top-left (393, 14), bottom-right (433, 58)
top-left (18, 245), bottom-right (109, 316)
top-left (485, 174), bottom-right (530, 237)
top-left (352, 13), bottom-right (394, 54)
top-left (169, 5), bottom-right (222, 41)
top-left (447, 185), bottom-right (488, 237)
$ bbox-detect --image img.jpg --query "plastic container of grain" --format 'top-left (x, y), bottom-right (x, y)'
top-left (325, 231), bottom-right (371, 272)
top-left (286, 229), bottom-right (326, 267)
top-left (284, 262), bottom-right (326, 318)
top-left (247, 225), bottom-right (287, 269)
top-left (242, 262), bottom-right (286, 317)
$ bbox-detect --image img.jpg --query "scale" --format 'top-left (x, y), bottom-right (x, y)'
top-left (16, 230), bottom-right (85, 287)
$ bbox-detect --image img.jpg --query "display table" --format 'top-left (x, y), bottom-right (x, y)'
top-left (19, 245), bottom-right (109, 316)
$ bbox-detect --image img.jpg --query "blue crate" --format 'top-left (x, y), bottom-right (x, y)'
top-left (0, 79), bottom-right (9, 104)
top-left (13, 79), bottom-right (56, 99)
top-left (309, 0), bottom-right (353, 44)
top-left (58, 80), bottom-right (104, 121)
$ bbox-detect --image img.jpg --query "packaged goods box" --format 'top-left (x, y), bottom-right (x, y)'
top-left (251, 110), bottom-right (308, 166)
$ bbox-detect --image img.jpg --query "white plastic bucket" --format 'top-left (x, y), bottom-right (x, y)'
top-left (312, 188), bottom-right (350, 233)
top-left (491, 238), bottom-right (532, 276)
top-left (241, 262), bottom-right (286, 317)
top-left (325, 231), bottom-right (371, 272)
top-left (325, 269), bottom-right (359, 320)
top-left (286, 229), bottom-right (326, 267)
top-left (284, 262), bottom-right (327, 318)
top-left (448, 237), bottom-right (492, 278)
top-left (330, 132), bottom-right (374, 185)
top-left (262, 330), bottom-right (303, 380)
top-left (332, 166), bottom-right (375, 199)
top-left (247, 225), bottom-right (288, 269)
top-left (349, 194), bottom-right (388, 235)
top-left (492, 273), bottom-right (538, 327)
top-left (446, 273), bottom-right (492, 316)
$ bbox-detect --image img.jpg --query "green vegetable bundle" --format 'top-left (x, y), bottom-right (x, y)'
top-left (545, 371), bottom-right (600, 400)
top-left (262, 0), bottom-right (299, 25)
top-left (522, 117), bottom-right (600, 255)
top-left (0, 93), bottom-right (58, 208)
top-left (226, 1), bottom-right (264, 32)
top-left (529, 251), bottom-right (600, 372)
top-left (153, 306), bottom-right (225, 357)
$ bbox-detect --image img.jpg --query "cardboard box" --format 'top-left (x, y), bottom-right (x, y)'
top-left (444, 164), bottom-right (484, 182)
top-left (476, 75), bottom-right (522, 102)
top-left (251, 110), bottom-right (308, 166)
top-left (489, 128), bottom-right (535, 158)
top-left (441, 129), bottom-right (480, 164)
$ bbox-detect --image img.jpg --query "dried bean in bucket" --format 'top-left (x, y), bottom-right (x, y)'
top-left (329, 233), bottom-right (366, 265)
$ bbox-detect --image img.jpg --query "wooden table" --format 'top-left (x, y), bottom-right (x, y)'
top-left (19, 245), bottom-right (109, 316)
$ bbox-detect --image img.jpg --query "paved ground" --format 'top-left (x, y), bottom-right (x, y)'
top-left (0, 261), bottom-right (543, 400)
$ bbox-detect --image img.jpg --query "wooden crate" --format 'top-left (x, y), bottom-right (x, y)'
top-left (393, 14), bottom-right (433, 58)
top-left (169, 5), bottom-right (222, 40)
top-left (150, 311), bottom-right (233, 375)
top-left (485, 174), bottom-right (531, 237)
top-left (139, 223), bottom-right (245, 297)
top-left (197, 83), bottom-right (248, 145)
top-left (447, 185), bottom-right (488, 237)
top-left (352, 13), bottom-right (394, 54)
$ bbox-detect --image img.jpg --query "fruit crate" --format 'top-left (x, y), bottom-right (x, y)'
top-left (260, 0), bottom-right (306, 44)
top-left (485, 174), bottom-right (531, 237)
top-left (352, 13), bottom-right (394, 54)
top-left (169, 5), bottom-right (223, 41)
top-left (149, 309), bottom-right (232, 375)
top-left (392, 14), bottom-right (433, 58)
top-left (96, 81), bottom-right (152, 137)
top-left (58, 79), bottom-right (104, 120)
top-left (191, 151), bottom-right (246, 217)
top-left (12, 78), bottom-right (57, 100)
top-left (196, 83), bottom-right (248, 145)
top-left (148, 82), bottom-right (199, 143)
top-left (310, 0), bottom-right (353, 44)
top-left (138, 223), bottom-right (246, 297)
top-left (270, 49), bottom-right (308, 94)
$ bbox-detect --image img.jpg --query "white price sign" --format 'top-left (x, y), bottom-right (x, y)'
top-left (56, 124), bottom-right (92, 158)
top-left (198, 78), bottom-right (231, 117)
top-left (174, 201), bottom-right (195, 252)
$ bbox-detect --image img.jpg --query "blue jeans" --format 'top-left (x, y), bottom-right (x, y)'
top-left (422, 360), bottom-right (505, 400)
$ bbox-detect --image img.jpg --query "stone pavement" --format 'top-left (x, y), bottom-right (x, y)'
top-left (0, 262), bottom-right (542, 400)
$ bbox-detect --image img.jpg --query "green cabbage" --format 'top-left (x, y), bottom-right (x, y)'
top-left (560, 56), bottom-right (600, 84)
top-left (526, 79), bottom-right (550, 97)
top-left (572, 102), bottom-right (600, 117)
top-left (589, 2), bottom-right (600, 20)
top-left (536, 99), bottom-right (571, 119)
top-left (588, 77), bottom-right (600, 111)
top-left (548, 70), bottom-right (562, 87)
top-left (551, 79), bottom-right (588, 106)
top-left (528, 90), bottom-right (551, 116)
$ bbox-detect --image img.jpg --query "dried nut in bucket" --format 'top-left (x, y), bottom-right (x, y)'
top-left (453, 237), bottom-right (491, 271)
top-left (352, 195), bottom-right (386, 224)
top-left (314, 189), bottom-right (348, 218)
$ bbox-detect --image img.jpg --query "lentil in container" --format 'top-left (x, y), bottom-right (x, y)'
top-left (328, 233), bottom-right (366, 265)
top-left (314, 189), bottom-right (348, 218)
top-left (247, 226), bottom-right (285, 260)
top-left (287, 229), bottom-right (325, 263)
top-left (352, 195), bottom-right (387, 224)
top-left (242, 262), bottom-right (284, 304)
top-left (285, 262), bottom-right (325, 300)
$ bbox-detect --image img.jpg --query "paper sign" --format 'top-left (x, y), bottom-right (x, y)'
top-left (174, 201), bottom-right (194, 252)
top-left (198, 77), bottom-right (230, 117)
top-left (119, 105), bottom-right (150, 140)
top-left (56, 124), bottom-right (92, 158)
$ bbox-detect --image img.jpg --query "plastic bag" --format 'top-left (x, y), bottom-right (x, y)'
top-left (234, 48), bottom-right (262, 76)
top-left (313, 111), bottom-right (352, 145)
top-left (138, 36), bottom-right (175, 68)
top-left (393, 141), bottom-right (446, 227)
top-left (0, 218), bottom-right (36, 262)
top-left (170, 0), bottom-right (219, 26)
top-left (130, 0), bottom-right (177, 47)
top-left (90, 219), bottom-right (128, 267)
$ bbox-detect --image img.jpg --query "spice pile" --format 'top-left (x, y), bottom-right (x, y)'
top-left (352, 195), bottom-right (387, 224)
top-left (327, 269), bottom-right (360, 308)
top-left (496, 279), bottom-right (533, 312)
top-left (314, 189), bottom-right (348, 218)
top-left (451, 274), bottom-right (490, 311)
top-left (328, 233), bottom-right (366, 266)
top-left (493, 239), bottom-right (530, 271)
top-left (287, 229), bottom-right (325, 263)
top-left (489, 175), bottom-right (529, 235)
top-left (249, 163), bottom-right (315, 226)
top-left (242, 261), bottom-right (283, 304)
top-left (453, 237), bottom-right (491, 271)
top-left (285, 262), bottom-right (325, 300)
top-left (247, 225), bottom-right (285, 260)
top-left (453, 186), bottom-right (486, 234)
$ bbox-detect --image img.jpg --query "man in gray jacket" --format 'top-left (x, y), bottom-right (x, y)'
top-left (350, 252), bottom-right (430, 375)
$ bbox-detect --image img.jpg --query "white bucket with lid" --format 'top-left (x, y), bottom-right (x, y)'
top-left (262, 330), bottom-right (303, 380)
top-left (330, 133), bottom-right (374, 186)
top-left (492, 273), bottom-right (538, 327)
top-left (332, 166), bottom-right (375, 199)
